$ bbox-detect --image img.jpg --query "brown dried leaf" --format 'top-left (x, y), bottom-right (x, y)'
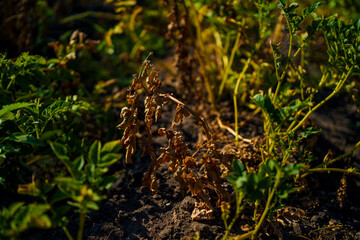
top-left (191, 202), bottom-right (214, 221)
top-left (173, 104), bottom-right (190, 124)
top-left (121, 127), bottom-right (131, 146)
top-left (158, 128), bottom-right (167, 135)
top-left (117, 107), bottom-right (133, 129)
top-left (125, 137), bottom-right (135, 164)
top-left (150, 176), bottom-right (159, 193)
top-left (183, 156), bottom-right (196, 168)
top-left (183, 172), bottom-right (204, 196)
top-left (155, 105), bottom-right (162, 122)
top-left (132, 76), bottom-right (142, 90)
top-left (157, 152), bottom-right (172, 165)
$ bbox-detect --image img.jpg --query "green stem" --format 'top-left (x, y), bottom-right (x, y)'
top-left (319, 72), bottom-right (329, 87)
top-left (235, 232), bottom-right (252, 240)
top-left (300, 50), bottom-right (305, 101)
top-left (289, 65), bottom-right (354, 133)
top-left (188, 0), bottom-right (206, 58)
top-left (59, 11), bottom-right (121, 25)
top-left (182, 0), bottom-right (215, 108)
top-left (285, 109), bottom-right (303, 133)
top-left (43, 196), bottom-right (74, 240)
top-left (327, 140), bottom-right (360, 165)
top-left (34, 98), bottom-right (40, 139)
top-left (273, 42), bottom-right (305, 103)
top-left (272, 17), bottom-right (293, 103)
top-left (250, 170), bottom-right (282, 239)
top-left (304, 168), bottom-right (360, 176)
top-left (234, 56), bottom-right (252, 143)
top-left (253, 200), bottom-right (260, 223)
top-left (223, 193), bottom-right (245, 239)
top-left (301, 140), bottom-right (360, 178)
top-left (77, 211), bottom-right (86, 240)
top-left (219, 31), bottom-right (241, 98)
top-left (235, 170), bottom-right (282, 240)
top-left (63, 227), bottom-right (74, 240)
top-left (287, 22), bottom-right (293, 59)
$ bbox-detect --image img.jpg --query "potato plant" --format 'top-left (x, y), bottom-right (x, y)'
top-left (1, 0), bottom-right (360, 239)
top-left (118, 0), bottom-right (360, 239)
top-left (0, 32), bottom-right (123, 240)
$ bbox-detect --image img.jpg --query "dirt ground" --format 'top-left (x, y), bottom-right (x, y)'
top-left (21, 81), bottom-right (360, 240)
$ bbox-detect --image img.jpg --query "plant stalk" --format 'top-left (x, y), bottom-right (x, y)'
top-left (234, 56), bottom-right (252, 143)
top-left (290, 65), bottom-right (354, 133)
top-left (223, 192), bottom-right (245, 240)
top-left (326, 140), bottom-right (360, 165)
top-left (219, 31), bottom-right (242, 98)
top-left (251, 170), bottom-right (282, 239)
top-left (77, 211), bottom-right (86, 240)
top-left (302, 168), bottom-right (360, 177)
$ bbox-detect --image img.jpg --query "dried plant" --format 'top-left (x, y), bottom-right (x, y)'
top-left (118, 58), bottom-right (231, 219)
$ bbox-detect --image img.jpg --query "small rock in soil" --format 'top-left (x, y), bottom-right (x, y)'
top-left (191, 222), bottom-right (211, 238)
top-left (158, 225), bottom-right (173, 239)
top-left (292, 222), bottom-right (302, 235)
top-left (180, 196), bottom-right (196, 212)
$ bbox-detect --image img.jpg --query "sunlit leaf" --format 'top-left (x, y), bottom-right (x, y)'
top-left (89, 141), bottom-right (101, 165)
top-left (8, 133), bottom-right (45, 146)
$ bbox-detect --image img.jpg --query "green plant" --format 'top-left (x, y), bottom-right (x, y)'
top-left (1, 0), bottom-right (360, 239)
top-left (252, 0), bottom-right (360, 168)
top-left (220, 1), bottom-right (360, 238)
top-left (0, 202), bottom-right (52, 240)
top-left (0, 37), bottom-right (122, 239)
top-left (119, 1), bottom-right (360, 239)
top-left (223, 159), bottom-right (303, 239)
top-left (0, 140), bottom-right (121, 240)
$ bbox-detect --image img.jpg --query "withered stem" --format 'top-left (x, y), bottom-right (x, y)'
top-left (159, 93), bottom-right (212, 141)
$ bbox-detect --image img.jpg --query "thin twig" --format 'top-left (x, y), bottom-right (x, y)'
top-left (160, 93), bottom-right (213, 141)
top-left (215, 113), bottom-right (252, 143)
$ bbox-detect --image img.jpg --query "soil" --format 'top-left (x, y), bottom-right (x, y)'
top-left (2, 1), bottom-right (359, 239)
top-left (20, 80), bottom-right (360, 240)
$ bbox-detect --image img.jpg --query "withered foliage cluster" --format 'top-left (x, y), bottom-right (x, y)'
top-left (166, 0), bottom-right (204, 103)
top-left (117, 60), bottom-right (243, 220)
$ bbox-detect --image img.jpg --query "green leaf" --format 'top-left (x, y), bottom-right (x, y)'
top-left (50, 142), bottom-right (76, 177)
top-left (71, 156), bottom-right (85, 177)
top-left (233, 159), bottom-right (245, 176)
top-left (299, 127), bottom-right (321, 139)
top-left (0, 112), bottom-right (15, 123)
top-left (302, 2), bottom-right (324, 18)
top-left (99, 175), bottom-right (118, 190)
top-left (41, 100), bottom-right (93, 122)
top-left (261, 159), bottom-right (278, 176)
top-left (85, 201), bottom-right (99, 211)
top-left (99, 153), bottom-right (121, 167)
top-left (279, 0), bottom-right (287, 7)
top-left (283, 163), bottom-right (303, 176)
top-left (50, 142), bottom-right (69, 162)
top-left (227, 160), bottom-right (246, 185)
top-left (40, 130), bottom-right (62, 141)
top-left (8, 202), bottom-right (25, 217)
top-left (8, 133), bottom-right (45, 146)
top-left (89, 141), bottom-right (101, 165)
top-left (285, 3), bottom-right (299, 13)
top-left (282, 99), bottom-right (312, 119)
top-left (355, 19), bottom-right (360, 32)
top-left (10, 203), bottom-right (51, 233)
top-left (101, 140), bottom-right (122, 156)
top-left (252, 94), bottom-right (284, 124)
top-left (49, 191), bottom-right (70, 205)
top-left (0, 103), bottom-right (34, 119)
